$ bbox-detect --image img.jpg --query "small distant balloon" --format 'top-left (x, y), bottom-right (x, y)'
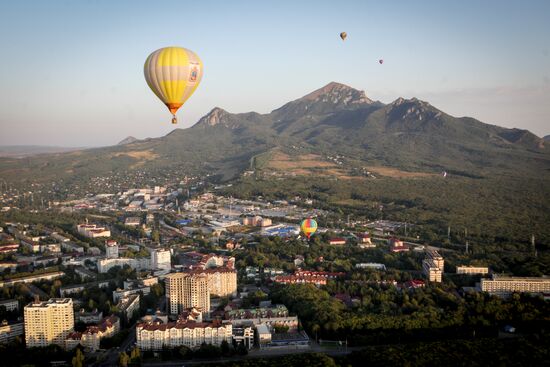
top-left (340, 32), bottom-right (347, 41)
top-left (300, 218), bottom-right (318, 240)
top-left (379, 59), bottom-right (384, 64)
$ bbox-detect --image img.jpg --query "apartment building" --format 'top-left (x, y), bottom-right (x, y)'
top-left (190, 268), bottom-right (237, 297)
top-left (165, 273), bottom-right (210, 315)
top-left (456, 266), bottom-right (489, 275)
top-left (480, 274), bottom-right (550, 297)
top-left (24, 298), bottom-right (74, 348)
top-left (136, 318), bottom-right (232, 351)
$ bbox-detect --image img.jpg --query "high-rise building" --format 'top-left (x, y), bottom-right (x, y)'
top-left (165, 273), bottom-right (209, 315)
top-left (105, 240), bottom-right (119, 259)
top-left (24, 298), bottom-right (74, 348)
top-left (190, 268), bottom-right (237, 297)
top-left (151, 248), bottom-right (171, 273)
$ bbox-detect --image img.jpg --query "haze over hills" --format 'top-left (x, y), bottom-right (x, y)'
top-left (0, 145), bottom-right (84, 158)
top-left (0, 82), bottom-right (548, 187)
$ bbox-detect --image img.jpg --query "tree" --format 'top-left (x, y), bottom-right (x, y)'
top-left (71, 348), bottom-right (85, 367)
top-left (118, 352), bottom-right (130, 367)
top-left (236, 342), bottom-right (248, 355)
top-left (178, 345), bottom-right (192, 359)
top-left (129, 347), bottom-right (141, 363)
top-left (220, 339), bottom-right (231, 356)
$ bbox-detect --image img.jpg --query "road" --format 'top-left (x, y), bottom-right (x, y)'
top-left (94, 323), bottom-right (136, 367)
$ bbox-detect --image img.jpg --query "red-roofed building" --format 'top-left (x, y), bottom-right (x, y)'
top-left (388, 237), bottom-right (409, 252)
top-left (65, 315), bottom-right (120, 351)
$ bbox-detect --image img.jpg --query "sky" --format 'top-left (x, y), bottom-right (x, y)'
top-left (0, 0), bottom-right (549, 147)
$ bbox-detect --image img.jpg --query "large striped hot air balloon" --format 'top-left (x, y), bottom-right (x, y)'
top-left (144, 46), bottom-right (203, 124)
top-left (300, 218), bottom-right (318, 240)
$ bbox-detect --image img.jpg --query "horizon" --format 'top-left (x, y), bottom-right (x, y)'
top-left (1, 0), bottom-right (549, 146)
top-left (1, 79), bottom-right (550, 149)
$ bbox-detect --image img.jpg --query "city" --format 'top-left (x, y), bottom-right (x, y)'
top-left (0, 184), bottom-right (549, 366)
top-left (0, 1), bottom-right (549, 366)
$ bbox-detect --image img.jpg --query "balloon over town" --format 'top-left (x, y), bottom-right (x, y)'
top-left (144, 46), bottom-right (203, 124)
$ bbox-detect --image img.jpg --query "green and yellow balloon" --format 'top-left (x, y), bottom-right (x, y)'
top-left (300, 218), bottom-right (318, 240)
top-left (144, 46), bottom-right (203, 124)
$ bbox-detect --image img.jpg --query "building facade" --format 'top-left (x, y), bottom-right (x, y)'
top-left (136, 319), bottom-right (232, 351)
top-left (422, 250), bottom-right (444, 283)
top-left (0, 320), bottom-right (23, 344)
top-left (65, 315), bottom-right (120, 351)
top-left (77, 224), bottom-right (111, 238)
top-left (165, 273), bottom-right (210, 315)
top-left (456, 266), bottom-right (489, 275)
top-left (117, 294), bottom-right (140, 320)
top-left (24, 298), bottom-right (74, 348)
top-left (480, 275), bottom-right (550, 297)
top-left (105, 240), bottom-right (119, 259)
top-left (191, 268), bottom-right (237, 297)
top-left (0, 299), bottom-right (19, 312)
top-left (151, 249), bottom-right (171, 273)
top-left (422, 259), bottom-right (443, 282)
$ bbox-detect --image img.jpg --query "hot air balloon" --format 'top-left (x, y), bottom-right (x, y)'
top-left (340, 32), bottom-right (347, 41)
top-left (144, 46), bottom-right (203, 124)
top-left (378, 59), bottom-right (384, 64)
top-left (300, 218), bottom-right (318, 240)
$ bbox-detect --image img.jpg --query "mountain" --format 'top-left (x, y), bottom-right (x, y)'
top-left (0, 82), bottom-right (548, 190)
top-left (117, 136), bottom-right (139, 145)
top-left (544, 135), bottom-right (550, 141)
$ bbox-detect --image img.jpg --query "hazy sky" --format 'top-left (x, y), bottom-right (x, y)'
top-left (0, 0), bottom-right (549, 147)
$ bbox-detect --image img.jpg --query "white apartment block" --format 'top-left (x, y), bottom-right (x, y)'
top-left (117, 294), bottom-right (140, 320)
top-left (136, 319), bottom-right (232, 351)
top-left (480, 275), bottom-right (550, 297)
top-left (105, 240), bottom-right (119, 259)
top-left (151, 248), bottom-right (171, 273)
top-left (423, 259), bottom-right (443, 282)
top-left (77, 224), bottom-right (111, 238)
top-left (0, 299), bottom-right (19, 312)
top-left (24, 298), bottom-right (74, 348)
top-left (456, 266), bottom-right (489, 275)
top-left (0, 320), bottom-right (23, 344)
top-left (426, 250), bottom-right (444, 270)
top-left (97, 257), bottom-right (150, 273)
